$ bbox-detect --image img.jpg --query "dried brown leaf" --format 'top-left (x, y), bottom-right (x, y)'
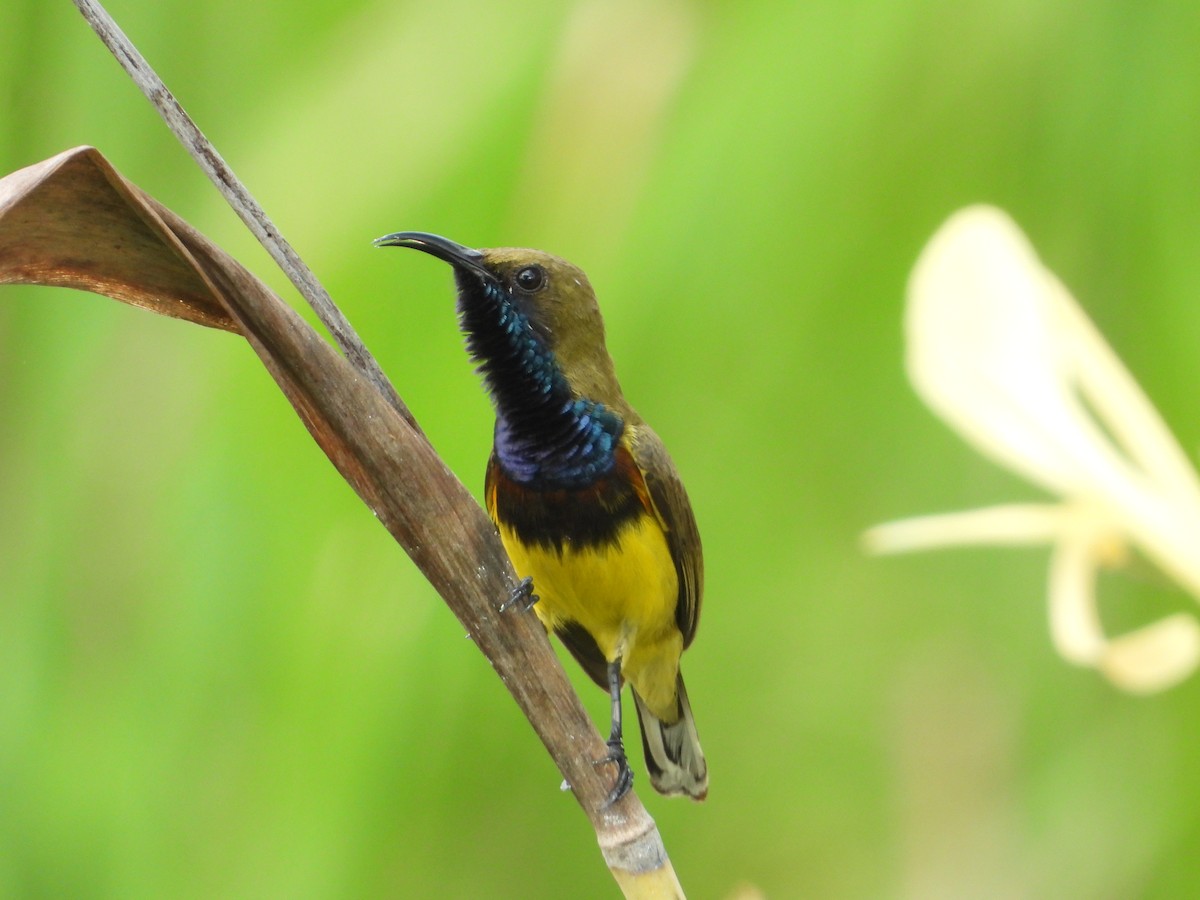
top-left (0, 145), bottom-right (680, 896)
top-left (0, 146), bottom-right (239, 331)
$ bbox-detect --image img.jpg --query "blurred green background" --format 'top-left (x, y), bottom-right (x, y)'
top-left (4, 1), bottom-right (1200, 896)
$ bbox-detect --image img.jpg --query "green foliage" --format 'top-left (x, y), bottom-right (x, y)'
top-left (4, 0), bottom-right (1200, 896)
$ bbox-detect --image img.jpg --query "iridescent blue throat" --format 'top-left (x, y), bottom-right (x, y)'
top-left (461, 280), bottom-right (623, 489)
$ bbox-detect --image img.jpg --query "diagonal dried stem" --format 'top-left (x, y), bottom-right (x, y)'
top-left (70, 0), bottom-right (418, 433)
top-left (2, 73), bottom-right (682, 900)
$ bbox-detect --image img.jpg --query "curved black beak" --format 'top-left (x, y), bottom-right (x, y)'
top-left (373, 231), bottom-right (492, 282)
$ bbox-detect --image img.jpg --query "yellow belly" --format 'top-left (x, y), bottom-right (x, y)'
top-left (497, 512), bottom-right (684, 719)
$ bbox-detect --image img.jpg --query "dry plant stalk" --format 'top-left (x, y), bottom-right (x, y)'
top-left (71, 0), bottom-right (411, 428)
top-left (0, 145), bottom-right (682, 898)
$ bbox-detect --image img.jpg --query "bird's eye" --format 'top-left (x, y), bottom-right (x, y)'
top-left (513, 265), bottom-right (546, 292)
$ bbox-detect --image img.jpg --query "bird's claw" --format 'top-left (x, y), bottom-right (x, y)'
top-left (595, 738), bottom-right (634, 806)
top-left (499, 576), bottom-right (538, 613)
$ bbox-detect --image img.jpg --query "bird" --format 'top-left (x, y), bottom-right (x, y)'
top-left (375, 231), bottom-right (707, 802)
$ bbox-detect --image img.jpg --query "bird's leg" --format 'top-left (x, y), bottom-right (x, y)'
top-left (499, 575), bottom-right (538, 613)
top-left (595, 657), bottom-right (633, 805)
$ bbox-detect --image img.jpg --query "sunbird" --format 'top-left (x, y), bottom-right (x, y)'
top-left (375, 232), bottom-right (707, 802)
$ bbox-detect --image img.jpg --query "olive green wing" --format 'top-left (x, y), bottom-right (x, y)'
top-left (629, 425), bottom-right (704, 648)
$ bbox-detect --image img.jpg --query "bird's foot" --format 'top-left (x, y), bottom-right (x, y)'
top-left (594, 738), bottom-right (634, 807)
top-left (499, 576), bottom-right (538, 613)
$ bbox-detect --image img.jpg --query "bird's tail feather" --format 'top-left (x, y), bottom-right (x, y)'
top-left (633, 672), bottom-right (707, 800)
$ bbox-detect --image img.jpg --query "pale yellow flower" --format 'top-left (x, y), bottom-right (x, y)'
top-left (865, 206), bottom-right (1200, 692)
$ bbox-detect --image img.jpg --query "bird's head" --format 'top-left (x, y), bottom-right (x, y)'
top-left (375, 231), bottom-right (626, 408)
